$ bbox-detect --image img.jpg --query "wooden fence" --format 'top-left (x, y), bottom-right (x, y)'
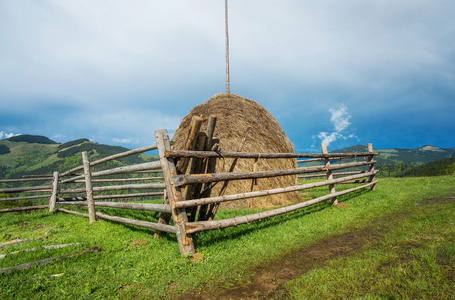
top-left (1, 118), bottom-right (377, 256)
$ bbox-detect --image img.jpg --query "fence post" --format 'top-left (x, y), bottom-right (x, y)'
top-left (367, 143), bottom-right (376, 190)
top-left (321, 143), bottom-right (338, 205)
top-left (155, 129), bottom-right (195, 256)
top-left (48, 171), bottom-right (59, 212)
top-left (82, 151), bottom-right (96, 223)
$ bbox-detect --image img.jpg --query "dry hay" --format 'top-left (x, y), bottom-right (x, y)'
top-left (172, 93), bottom-right (302, 209)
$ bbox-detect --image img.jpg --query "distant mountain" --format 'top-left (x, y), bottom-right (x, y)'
top-left (6, 134), bottom-right (58, 144)
top-left (332, 144), bottom-right (455, 167)
top-left (0, 134), bottom-right (157, 179)
top-left (331, 144), bottom-right (455, 177)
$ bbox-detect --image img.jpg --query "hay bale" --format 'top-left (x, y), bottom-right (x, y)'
top-left (172, 93), bottom-right (302, 209)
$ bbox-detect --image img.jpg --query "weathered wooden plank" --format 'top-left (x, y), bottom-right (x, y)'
top-left (185, 181), bottom-right (378, 234)
top-left (0, 185), bottom-right (52, 193)
top-left (0, 177), bottom-right (52, 183)
top-left (368, 143), bottom-right (377, 190)
top-left (197, 116), bottom-right (218, 222)
top-left (57, 208), bottom-right (89, 218)
top-left (207, 126), bottom-right (250, 221)
top-left (59, 183), bottom-right (166, 194)
top-left (82, 151), bottom-right (96, 223)
top-left (173, 160), bottom-right (376, 187)
top-left (58, 201), bottom-right (171, 213)
top-left (174, 171), bottom-right (378, 209)
top-left (73, 177), bottom-right (163, 183)
top-left (57, 192), bottom-right (164, 202)
top-left (95, 212), bottom-right (177, 234)
top-left (185, 132), bottom-right (207, 222)
top-left (49, 172), bottom-right (59, 212)
top-left (296, 158), bottom-right (324, 163)
top-left (176, 116), bottom-right (204, 174)
top-left (0, 205), bottom-right (48, 213)
top-left (165, 150), bottom-right (377, 159)
top-left (61, 161), bottom-right (162, 184)
top-left (321, 143), bottom-right (337, 205)
top-left (60, 144), bottom-right (158, 176)
top-left (0, 195), bottom-right (51, 202)
top-left (155, 129), bottom-right (195, 255)
top-left (298, 171), bottom-right (367, 179)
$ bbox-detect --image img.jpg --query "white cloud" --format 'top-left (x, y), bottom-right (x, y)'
top-left (113, 138), bottom-right (139, 145)
top-left (317, 104), bottom-right (357, 147)
top-left (0, 131), bottom-right (19, 139)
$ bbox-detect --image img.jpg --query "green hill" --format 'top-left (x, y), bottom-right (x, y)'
top-left (6, 134), bottom-right (57, 144)
top-left (332, 144), bottom-right (455, 167)
top-left (0, 135), bottom-right (157, 179)
top-left (379, 158), bottom-right (455, 177)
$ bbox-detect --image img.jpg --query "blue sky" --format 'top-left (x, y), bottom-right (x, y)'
top-left (1, 1), bottom-right (454, 152)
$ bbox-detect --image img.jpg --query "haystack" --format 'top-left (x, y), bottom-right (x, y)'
top-left (172, 93), bottom-right (302, 209)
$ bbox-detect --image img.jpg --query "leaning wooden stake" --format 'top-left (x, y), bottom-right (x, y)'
top-left (321, 143), bottom-right (338, 205)
top-left (185, 132), bottom-right (207, 222)
top-left (198, 116), bottom-right (218, 221)
top-left (207, 127), bottom-right (250, 221)
top-left (82, 151), bottom-right (96, 223)
top-left (176, 116), bottom-right (203, 174)
top-left (155, 129), bottom-right (195, 256)
top-left (367, 143), bottom-right (377, 190)
top-left (48, 171), bottom-right (59, 212)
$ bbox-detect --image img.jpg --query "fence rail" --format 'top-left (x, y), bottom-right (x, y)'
top-left (1, 118), bottom-right (378, 256)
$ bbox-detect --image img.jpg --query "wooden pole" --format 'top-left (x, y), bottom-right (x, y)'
top-left (57, 192), bottom-right (164, 202)
top-left (165, 150), bottom-right (377, 159)
top-left (58, 183), bottom-right (165, 195)
top-left (61, 161), bottom-right (161, 184)
top-left (95, 212), bottom-right (177, 234)
top-left (174, 170), bottom-right (378, 209)
top-left (321, 143), bottom-right (337, 205)
top-left (0, 177), bottom-right (52, 183)
top-left (185, 132), bottom-right (207, 222)
top-left (176, 116), bottom-right (204, 175)
top-left (207, 127), bottom-right (250, 220)
top-left (57, 201), bottom-right (171, 213)
top-left (155, 129), bottom-right (195, 255)
top-left (172, 160), bottom-right (375, 187)
top-left (60, 144), bottom-right (158, 177)
top-left (0, 205), bottom-right (48, 214)
top-left (1, 195), bottom-right (51, 202)
top-left (48, 172), bottom-right (59, 212)
top-left (0, 185), bottom-right (52, 193)
top-left (82, 151), bottom-right (96, 223)
top-left (197, 116), bottom-right (218, 221)
top-left (367, 143), bottom-right (377, 190)
top-left (225, 0), bottom-right (230, 95)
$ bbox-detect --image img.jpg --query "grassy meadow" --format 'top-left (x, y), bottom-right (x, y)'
top-left (0, 175), bottom-right (454, 299)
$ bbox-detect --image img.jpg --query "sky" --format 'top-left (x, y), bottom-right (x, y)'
top-left (1, 0), bottom-right (454, 152)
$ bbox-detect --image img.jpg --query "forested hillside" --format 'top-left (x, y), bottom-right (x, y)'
top-left (332, 144), bottom-right (455, 178)
top-left (0, 135), bottom-right (157, 179)
top-left (333, 144), bottom-right (455, 167)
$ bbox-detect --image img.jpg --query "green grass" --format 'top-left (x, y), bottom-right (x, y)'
top-left (284, 192), bottom-right (455, 299)
top-left (0, 176), bottom-right (454, 299)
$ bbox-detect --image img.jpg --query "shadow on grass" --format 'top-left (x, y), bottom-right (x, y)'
top-left (193, 200), bottom-right (334, 247)
top-left (194, 186), bottom-right (374, 247)
top-left (56, 186), bottom-right (374, 248)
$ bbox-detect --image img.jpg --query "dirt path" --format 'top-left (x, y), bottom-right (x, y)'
top-left (179, 208), bottom-right (402, 300)
top-left (180, 195), bottom-right (454, 299)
